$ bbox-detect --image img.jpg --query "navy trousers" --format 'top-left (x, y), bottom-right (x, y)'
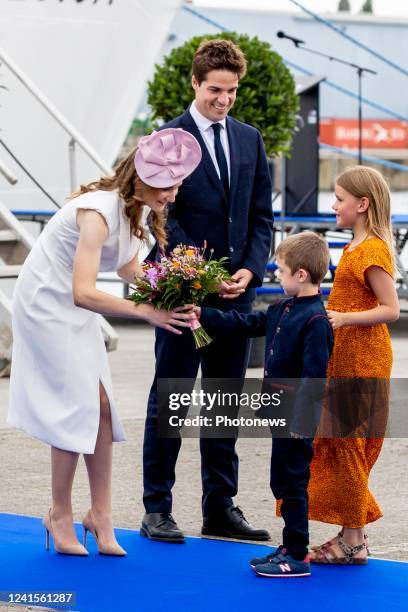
top-left (270, 437), bottom-right (314, 560)
top-left (143, 301), bottom-right (252, 516)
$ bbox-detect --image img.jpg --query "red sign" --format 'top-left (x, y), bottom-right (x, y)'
top-left (320, 118), bottom-right (408, 148)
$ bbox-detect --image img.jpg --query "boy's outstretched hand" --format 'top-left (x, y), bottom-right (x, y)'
top-left (177, 304), bottom-right (201, 320)
top-left (191, 305), bottom-right (202, 319)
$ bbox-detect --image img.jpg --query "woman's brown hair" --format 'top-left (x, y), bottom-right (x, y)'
top-left (70, 148), bottom-right (167, 250)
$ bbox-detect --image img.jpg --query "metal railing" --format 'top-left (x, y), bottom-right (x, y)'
top-left (0, 45), bottom-right (112, 194)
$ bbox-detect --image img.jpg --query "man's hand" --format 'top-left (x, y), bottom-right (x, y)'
top-left (219, 268), bottom-right (253, 300)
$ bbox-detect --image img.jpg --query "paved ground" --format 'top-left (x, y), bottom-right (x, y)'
top-left (0, 318), bottom-right (407, 610)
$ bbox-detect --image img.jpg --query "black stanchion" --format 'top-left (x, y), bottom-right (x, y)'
top-left (277, 31), bottom-right (378, 165)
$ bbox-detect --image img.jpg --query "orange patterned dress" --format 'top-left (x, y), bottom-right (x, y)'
top-left (307, 236), bottom-right (393, 528)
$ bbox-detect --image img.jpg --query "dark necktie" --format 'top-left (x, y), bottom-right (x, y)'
top-left (211, 123), bottom-right (229, 197)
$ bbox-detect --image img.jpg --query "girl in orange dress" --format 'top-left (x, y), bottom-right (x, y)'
top-left (308, 166), bottom-right (400, 564)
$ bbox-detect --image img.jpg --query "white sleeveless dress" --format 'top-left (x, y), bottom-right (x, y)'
top-left (8, 190), bottom-right (149, 453)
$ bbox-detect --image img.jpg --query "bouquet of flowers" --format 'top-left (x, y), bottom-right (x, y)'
top-left (128, 244), bottom-right (231, 348)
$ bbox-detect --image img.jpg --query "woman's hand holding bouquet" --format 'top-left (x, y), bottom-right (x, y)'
top-left (135, 303), bottom-right (196, 335)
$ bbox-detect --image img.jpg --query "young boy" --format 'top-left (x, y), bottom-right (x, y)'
top-left (195, 231), bottom-right (334, 577)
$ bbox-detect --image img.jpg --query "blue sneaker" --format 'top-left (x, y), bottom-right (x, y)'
top-left (254, 550), bottom-right (311, 578)
top-left (249, 545), bottom-right (284, 569)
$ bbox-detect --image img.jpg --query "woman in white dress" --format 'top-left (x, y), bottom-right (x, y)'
top-left (8, 128), bottom-right (202, 556)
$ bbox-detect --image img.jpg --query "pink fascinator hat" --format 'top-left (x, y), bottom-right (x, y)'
top-left (134, 128), bottom-right (202, 188)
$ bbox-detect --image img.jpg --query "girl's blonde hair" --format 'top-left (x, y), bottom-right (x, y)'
top-left (336, 165), bottom-right (395, 273)
top-left (70, 148), bottom-right (167, 250)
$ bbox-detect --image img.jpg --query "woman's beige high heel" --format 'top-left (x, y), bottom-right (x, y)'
top-left (82, 510), bottom-right (126, 556)
top-left (43, 509), bottom-right (88, 556)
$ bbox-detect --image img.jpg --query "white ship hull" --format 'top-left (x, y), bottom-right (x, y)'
top-left (0, 0), bottom-right (181, 210)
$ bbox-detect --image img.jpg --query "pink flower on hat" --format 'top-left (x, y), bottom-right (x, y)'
top-left (135, 128), bottom-right (202, 188)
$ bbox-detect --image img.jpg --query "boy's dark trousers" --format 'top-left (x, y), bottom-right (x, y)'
top-left (270, 437), bottom-right (314, 560)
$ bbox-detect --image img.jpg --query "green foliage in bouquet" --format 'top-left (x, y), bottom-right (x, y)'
top-left (148, 32), bottom-right (298, 158)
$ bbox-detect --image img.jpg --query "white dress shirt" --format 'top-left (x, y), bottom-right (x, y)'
top-left (189, 100), bottom-right (231, 183)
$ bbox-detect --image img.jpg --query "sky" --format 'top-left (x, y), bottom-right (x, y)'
top-left (193, 0), bottom-right (408, 18)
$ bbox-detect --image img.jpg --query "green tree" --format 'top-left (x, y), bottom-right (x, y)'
top-left (361, 0), bottom-right (374, 13)
top-left (338, 0), bottom-right (351, 11)
top-left (147, 32), bottom-right (298, 158)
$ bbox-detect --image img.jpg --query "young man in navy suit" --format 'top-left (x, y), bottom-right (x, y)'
top-left (141, 39), bottom-right (274, 543)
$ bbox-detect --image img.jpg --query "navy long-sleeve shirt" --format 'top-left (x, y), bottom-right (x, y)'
top-left (200, 294), bottom-right (334, 435)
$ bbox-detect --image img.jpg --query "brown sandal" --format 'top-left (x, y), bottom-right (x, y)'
top-left (310, 536), bottom-right (368, 565)
top-left (311, 530), bottom-right (371, 556)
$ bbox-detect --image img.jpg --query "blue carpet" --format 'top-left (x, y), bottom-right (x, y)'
top-left (0, 513), bottom-right (407, 612)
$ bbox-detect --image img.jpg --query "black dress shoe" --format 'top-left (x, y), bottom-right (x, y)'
top-left (201, 506), bottom-right (270, 541)
top-left (140, 513), bottom-right (185, 543)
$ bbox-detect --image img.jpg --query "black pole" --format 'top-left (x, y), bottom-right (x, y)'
top-left (358, 68), bottom-right (363, 165)
top-left (278, 35), bottom-right (377, 165)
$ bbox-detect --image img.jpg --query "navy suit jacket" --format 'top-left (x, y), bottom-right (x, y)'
top-left (157, 109), bottom-right (273, 303)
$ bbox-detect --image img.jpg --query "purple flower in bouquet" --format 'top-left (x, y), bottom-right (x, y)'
top-left (145, 267), bottom-right (159, 289)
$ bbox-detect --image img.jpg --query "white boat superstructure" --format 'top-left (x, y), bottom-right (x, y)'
top-left (0, 0), bottom-right (182, 210)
